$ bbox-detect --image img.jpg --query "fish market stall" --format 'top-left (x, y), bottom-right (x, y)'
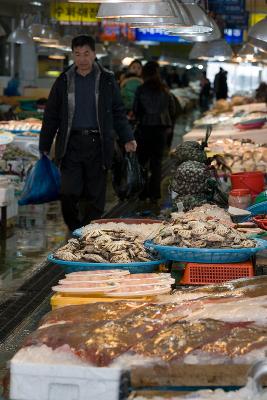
top-left (7, 208), bottom-right (267, 400)
top-left (184, 100), bottom-right (267, 144)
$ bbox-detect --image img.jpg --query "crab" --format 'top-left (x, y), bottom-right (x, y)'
top-left (82, 254), bottom-right (108, 263)
top-left (191, 226), bottom-right (208, 236)
top-left (108, 241), bottom-right (129, 252)
top-left (205, 233), bottom-right (225, 242)
top-left (214, 224), bottom-right (230, 236)
top-left (83, 229), bottom-right (104, 239)
top-left (54, 250), bottom-right (80, 262)
top-left (177, 230), bottom-right (192, 240)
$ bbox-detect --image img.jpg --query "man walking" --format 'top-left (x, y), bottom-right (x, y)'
top-left (39, 35), bottom-right (136, 231)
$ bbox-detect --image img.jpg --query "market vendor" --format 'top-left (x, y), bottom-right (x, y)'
top-left (39, 35), bottom-right (137, 232)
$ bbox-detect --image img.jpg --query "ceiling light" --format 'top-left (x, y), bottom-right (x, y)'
top-left (69, 0), bottom-right (161, 2)
top-left (186, 64), bottom-right (192, 69)
top-left (122, 57), bottom-right (134, 66)
top-left (198, 64), bottom-right (203, 69)
top-left (48, 53), bottom-right (66, 60)
top-left (248, 17), bottom-right (267, 53)
top-left (112, 3), bottom-right (213, 35)
top-left (189, 39), bottom-right (233, 61)
top-left (97, 0), bottom-right (180, 19)
top-left (34, 29), bottom-right (61, 44)
top-left (28, 23), bottom-right (45, 38)
top-left (30, 1), bottom-right (42, 6)
top-left (108, 43), bottom-right (143, 61)
top-left (165, 4), bottom-right (214, 34)
top-left (7, 20), bottom-right (33, 44)
top-left (176, 18), bottom-right (221, 41)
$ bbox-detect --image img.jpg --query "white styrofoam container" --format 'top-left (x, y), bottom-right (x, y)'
top-left (10, 360), bottom-right (122, 400)
top-left (7, 198), bottom-right (18, 219)
top-left (0, 186), bottom-right (15, 205)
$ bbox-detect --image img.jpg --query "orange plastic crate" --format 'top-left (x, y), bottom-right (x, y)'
top-left (180, 261), bottom-right (254, 285)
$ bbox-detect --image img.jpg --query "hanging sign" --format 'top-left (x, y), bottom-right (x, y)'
top-left (224, 28), bottom-right (243, 44)
top-left (208, 0), bottom-right (248, 29)
top-left (99, 22), bottom-right (136, 42)
top-left (208, 0), bottom-right (245, 15)
top-left (50, 2), bottom-right (99, 24)
top-left (135, 28), bottom-right (188, 43)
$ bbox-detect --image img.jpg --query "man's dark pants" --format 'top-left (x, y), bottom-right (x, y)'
top-left (60, 132), bottom-right (107, 232)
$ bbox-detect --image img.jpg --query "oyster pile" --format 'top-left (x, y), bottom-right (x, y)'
top-left (54, 228), bottom-right (151, 263)
top-left (152, 212), bottom-right (255, 249)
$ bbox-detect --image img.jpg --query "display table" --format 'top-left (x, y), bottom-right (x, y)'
top-left (184, 124), bottom-right (267, 144)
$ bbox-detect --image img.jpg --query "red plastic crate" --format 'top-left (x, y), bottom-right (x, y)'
top-left (180, 261), bottom-right (254, 285)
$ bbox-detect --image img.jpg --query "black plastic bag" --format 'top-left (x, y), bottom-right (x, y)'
top-left (18, 155), bottom-right (61, 205)
top-left (112, 143), bottom-right (144, 200)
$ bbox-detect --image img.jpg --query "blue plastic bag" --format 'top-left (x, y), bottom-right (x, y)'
top-left (18, 155), bottom-right (61, 205)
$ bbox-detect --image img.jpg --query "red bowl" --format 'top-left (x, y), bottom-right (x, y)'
top-left (253, 215), bottom-right (267, 230)
top-left (235, 121), bottom-right (265, 130)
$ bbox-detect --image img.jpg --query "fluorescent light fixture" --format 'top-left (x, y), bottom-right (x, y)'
top-left (30, 1), bottom-right (42, 6)
top-left (46, 70), bottom-right (61, 77)
top-left (48, 54), bottom-right (66, 60)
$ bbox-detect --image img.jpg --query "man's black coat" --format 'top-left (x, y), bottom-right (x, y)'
top-left (39, 62), bottom-right (134, 168)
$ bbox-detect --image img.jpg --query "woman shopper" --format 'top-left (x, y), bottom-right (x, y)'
top-left (133, 61), bottom-right (178, 203)
top-left (120, 59), bottom-right (143, 115)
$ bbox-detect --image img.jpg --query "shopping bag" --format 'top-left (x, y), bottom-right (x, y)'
top-left (18, 155), bottom-right (61, 205)
top-left (112, 144), bottom-right (144, 200)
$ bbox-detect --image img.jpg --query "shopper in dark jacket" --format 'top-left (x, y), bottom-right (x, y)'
top-left (214, 67), bottom-right (228, 100)
top-left (39, 35), bottom-right (136, 231)
top-left (133, 61), bottom-right (178, 202)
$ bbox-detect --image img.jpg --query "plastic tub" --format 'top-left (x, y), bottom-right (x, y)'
top-left (228, 189), bottom-right (252, 209)
top-left (48, 254), bottom-right (165, 274)
top-left (144, 239), bottom-right (267, 264)
top-left (231, 172), bottom-right (265, 197)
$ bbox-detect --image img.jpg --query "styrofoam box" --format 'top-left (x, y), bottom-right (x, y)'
top-left (7, 198), bottom-right (18, 219)
top-left (0, 186), bottom-right (15, 205)
top-left (10, 360), bottom-right (122, 400)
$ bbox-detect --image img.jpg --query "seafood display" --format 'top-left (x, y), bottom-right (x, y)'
top-left (0, 118), bottom-right (41, 132)
top-left (80, 221), bottom-right (164, 241)
top-left (152, 208), bottom-right (255, 249)
top-left (54, 228), bottom-right (154, 263)
top-left (208, 138), bottom-right (267, 173)
top-left (52, 272), bottom-right (174, 296)
top-left (21, 276), bottom-right (267, 368)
